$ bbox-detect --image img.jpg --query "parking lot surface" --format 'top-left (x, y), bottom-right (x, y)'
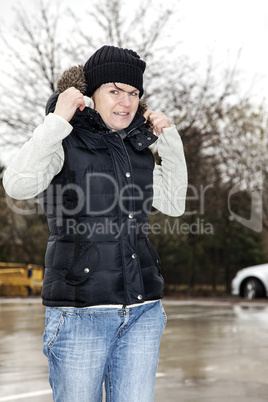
top-left (1, 297), bottom-right (268, 401)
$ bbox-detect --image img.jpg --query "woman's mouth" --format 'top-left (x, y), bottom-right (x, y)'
top-left (114, 112), bottom-right (129, 116)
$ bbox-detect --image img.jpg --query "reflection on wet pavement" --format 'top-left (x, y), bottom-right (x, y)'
top-left (156, 300), bottom-right (268, 401)
top-left (1, 298), bottom-right (268, 401)
top-left (0, 301), bottom-right (50, 401)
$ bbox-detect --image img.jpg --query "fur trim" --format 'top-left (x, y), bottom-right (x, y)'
top-left (56, 65), bottom-right (153, 131)
top-left (57, 65), bottom-right (87, 94)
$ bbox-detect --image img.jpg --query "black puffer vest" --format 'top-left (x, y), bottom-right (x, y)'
top-left (39, 104), bottom-right (164, 307)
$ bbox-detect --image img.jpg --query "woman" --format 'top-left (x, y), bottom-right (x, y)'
top-left (3, 45), bottom-right (187, 401)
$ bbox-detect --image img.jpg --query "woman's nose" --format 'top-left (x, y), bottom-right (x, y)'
top-left (119, 93), bottom-right (131, 107)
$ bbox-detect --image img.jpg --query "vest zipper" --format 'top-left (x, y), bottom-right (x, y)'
top-left (117, 135), bottom-right (145, 305)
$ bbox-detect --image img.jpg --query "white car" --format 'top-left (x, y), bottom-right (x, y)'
top-left (231, 263), bottom-right (268, 300)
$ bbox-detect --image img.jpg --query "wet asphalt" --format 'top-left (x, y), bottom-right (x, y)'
top-left (1, 297), bottom-right (268, 401)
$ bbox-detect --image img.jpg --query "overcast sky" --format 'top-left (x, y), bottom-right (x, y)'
top-left (0, 0), bottom-right (268, 163)
top-left (1, 0), bottom-right (267, 97)
top-left (179, 0), bottom-right (268, 100)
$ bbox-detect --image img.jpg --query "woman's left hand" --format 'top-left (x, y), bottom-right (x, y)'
top-left (143, 110), bottom-right (171, 136)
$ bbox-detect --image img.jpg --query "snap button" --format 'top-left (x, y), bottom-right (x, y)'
top-left (128, 213), bottom-right (133, 219)
top-left (137, 294), bottom-right (143, 300)
top-left (84, 268), bottom-right (90, 274)
top-left (114, 134), bottom-right (119, 138)
top-left (132, 253), bottom-right (137, 259)
top-left (138, 142), bottom-right (143, 146)
top-left (126, 172), bottom-right (131, 177)
top-left (147, 137), bottom-right (151, 140)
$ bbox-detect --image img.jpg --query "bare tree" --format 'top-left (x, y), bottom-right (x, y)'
top-left (0, 0), bottom-right (70, 147)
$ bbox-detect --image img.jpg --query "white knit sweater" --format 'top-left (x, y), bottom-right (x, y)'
top-left (3, 109), bottom-right (187, 217)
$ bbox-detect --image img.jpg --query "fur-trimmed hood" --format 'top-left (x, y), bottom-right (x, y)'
top-left (54, 65), bottom-right (152, 131)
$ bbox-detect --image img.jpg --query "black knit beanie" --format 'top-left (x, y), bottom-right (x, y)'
top-left (83, 45), bottom-right (146, 98)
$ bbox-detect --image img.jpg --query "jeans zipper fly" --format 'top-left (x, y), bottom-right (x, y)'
top-left (122, 305), bottom-right (127, 317)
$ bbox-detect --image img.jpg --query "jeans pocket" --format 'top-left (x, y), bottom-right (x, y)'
top-left (43, 307), bottom-right (65, 355)
top-left (161, 304), bottom-right (167, 327)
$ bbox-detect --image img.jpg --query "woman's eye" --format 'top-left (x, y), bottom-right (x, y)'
top-left (110, 90), bottom-right (118, 95)
top-left (130, 92), bottom-right (138, 96)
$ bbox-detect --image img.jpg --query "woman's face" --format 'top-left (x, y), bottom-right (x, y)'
top-left (92, 83), bottom-right (140, 131)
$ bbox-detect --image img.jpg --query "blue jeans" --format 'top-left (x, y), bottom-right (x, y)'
top-left (43, 300), bottom-right (167, 402)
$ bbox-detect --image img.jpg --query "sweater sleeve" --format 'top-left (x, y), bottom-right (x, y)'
top-left (152, 126), bottom-right (188, 216)
top-left (3, 113), bottom-right (73, 200)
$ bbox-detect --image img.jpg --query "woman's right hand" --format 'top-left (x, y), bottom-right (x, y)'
top-left (54, 87), bottom-right (85, 122)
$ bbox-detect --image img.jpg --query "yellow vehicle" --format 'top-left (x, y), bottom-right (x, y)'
top-left (0, 262), bottom-right (43, 296)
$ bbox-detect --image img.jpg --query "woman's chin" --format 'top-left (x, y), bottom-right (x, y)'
top-left (108, 118), bottom-right (132, 131)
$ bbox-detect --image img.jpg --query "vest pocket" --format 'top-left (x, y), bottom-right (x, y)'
top-left (145, 238), bottom-right (163, 275)
top-left (65, 242), bottom-right (99, 285)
